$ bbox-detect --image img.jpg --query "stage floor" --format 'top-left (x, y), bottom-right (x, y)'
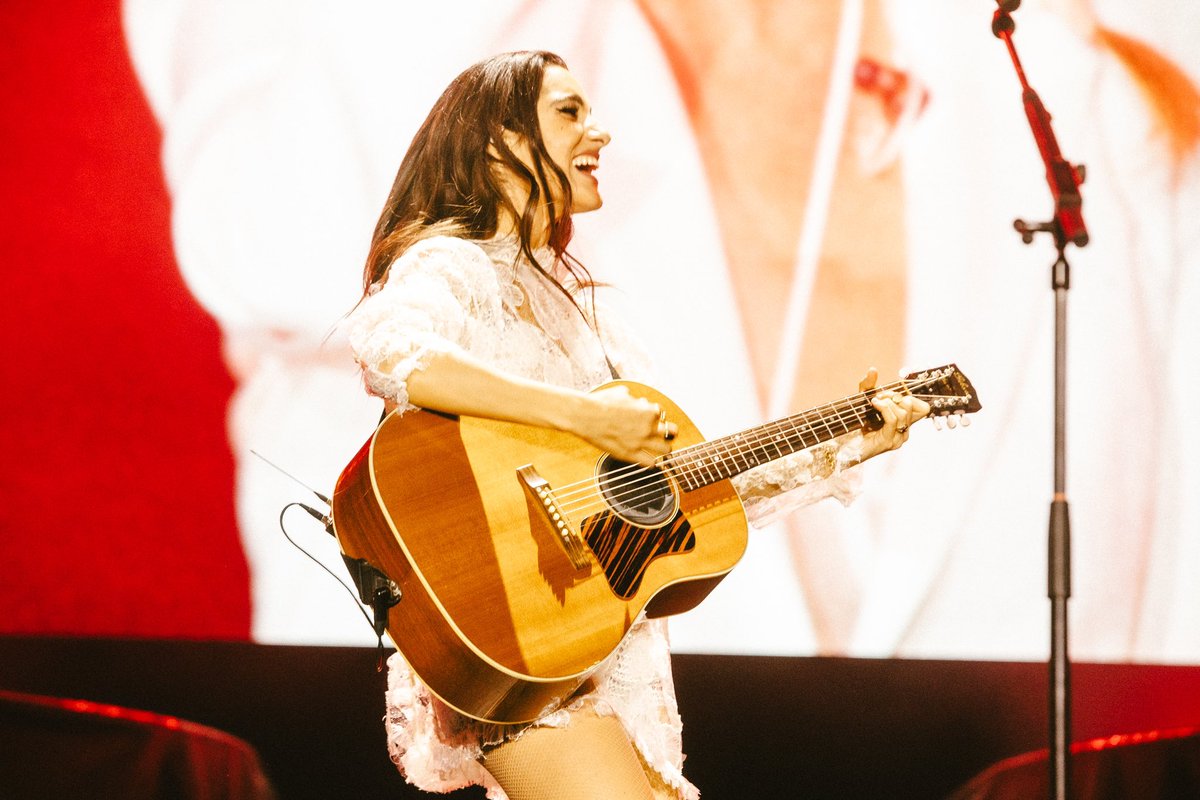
top-left (3, 637), bottom-right (1200, 798)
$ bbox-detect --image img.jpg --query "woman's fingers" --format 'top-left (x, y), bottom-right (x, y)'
top-left (871, 392), bottom-right (911, 447)
top-left (859, 367), bottom-right (880, 393)
top-left (654, 407), bottom-right (678, 441)
top-left (870, 390), bottom-right (931, 448)
top-left (582, 389), bottom-right (677, 465)
top-left (854, 369), bottom-right (935, 462)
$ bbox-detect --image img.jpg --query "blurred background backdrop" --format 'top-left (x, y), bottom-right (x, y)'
top-left (5, 0), bottom-right (1198, 661)
top-left (3, 1), bottom-right (1199, 796)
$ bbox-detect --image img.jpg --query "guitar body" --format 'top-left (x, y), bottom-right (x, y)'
top-left (332, 381), bottom-right (749, 724)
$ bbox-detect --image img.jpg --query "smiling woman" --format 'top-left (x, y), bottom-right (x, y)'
top-left (529, 66), bottom-right (611, 214)
top-left (338, 50), bottom-right (925, 800)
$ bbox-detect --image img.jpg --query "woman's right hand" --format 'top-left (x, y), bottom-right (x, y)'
top-left (565, 385), bottom-right (678, 466)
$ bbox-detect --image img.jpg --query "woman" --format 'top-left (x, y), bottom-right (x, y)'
top-left (344, 50), bottom-right (926, 800)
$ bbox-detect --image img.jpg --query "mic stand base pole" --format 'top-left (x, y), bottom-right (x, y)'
top-left (1049, 499), bottom-right (1071, 800)
top-left (1048, 248), bottom-right (1072, 800)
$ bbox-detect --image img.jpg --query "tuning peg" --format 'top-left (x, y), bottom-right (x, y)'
top-left (957, 411), bottom-right (971, 427)
top-left (946, 415), bottom-right (958, 429)
top-left (932, 416), bottom-right (944, 431)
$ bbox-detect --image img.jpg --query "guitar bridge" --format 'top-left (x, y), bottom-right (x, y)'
top-left (516, 465), bottom-right (590, 570)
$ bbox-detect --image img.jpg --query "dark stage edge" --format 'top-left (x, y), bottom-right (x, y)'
top-left (3, 636), bottom-right (1200, 799)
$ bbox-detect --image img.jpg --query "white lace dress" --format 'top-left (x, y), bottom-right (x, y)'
top-left (343, 234), bottom-right (864, 799)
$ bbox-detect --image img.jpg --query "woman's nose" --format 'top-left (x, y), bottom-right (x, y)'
top-left (588, 119), bottom-right (611, 146)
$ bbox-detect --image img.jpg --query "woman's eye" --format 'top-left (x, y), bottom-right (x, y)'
top-left (559, 106), bottom-right (580, 119)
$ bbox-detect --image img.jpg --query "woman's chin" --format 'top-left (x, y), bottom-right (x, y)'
top-left (572, 195), bottom-right (603, 214)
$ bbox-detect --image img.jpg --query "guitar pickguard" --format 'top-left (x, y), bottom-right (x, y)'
top-left (582, 511), bottom-right (696, 599)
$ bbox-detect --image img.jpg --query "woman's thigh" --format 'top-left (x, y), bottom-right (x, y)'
top-left (480, 709), bottom-right (676, 800)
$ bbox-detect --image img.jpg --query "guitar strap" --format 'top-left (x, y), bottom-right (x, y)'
top-left (587, 298), bottom-right (622, 382)
top-left (603, 351), bottom-right (622, 381)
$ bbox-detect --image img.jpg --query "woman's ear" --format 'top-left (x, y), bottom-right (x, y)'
top-left (496, 127), bottom-right (531, 160)
top-left (488, 130), bottom-right (530, 197)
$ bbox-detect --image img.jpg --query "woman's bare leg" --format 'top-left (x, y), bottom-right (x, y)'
top-left (481, 709), bottom-right (678, 800)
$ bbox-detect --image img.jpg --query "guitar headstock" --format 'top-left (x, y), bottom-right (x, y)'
top-left (902, 364), bottom-right (981, 426)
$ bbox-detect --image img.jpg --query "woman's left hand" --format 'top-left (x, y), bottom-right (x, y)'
top-left (858, 367), bottom-right (931, 462)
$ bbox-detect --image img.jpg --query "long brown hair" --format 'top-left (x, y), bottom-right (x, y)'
top-left (362, 50), bottom-right (592, 297)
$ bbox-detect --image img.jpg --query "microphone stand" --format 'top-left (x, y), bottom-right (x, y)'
top-left (990, 5), bottom-right (1089, 800)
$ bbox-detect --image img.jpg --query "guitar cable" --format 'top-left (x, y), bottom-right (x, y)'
top-left (277, 502), bottom-right (396, 671)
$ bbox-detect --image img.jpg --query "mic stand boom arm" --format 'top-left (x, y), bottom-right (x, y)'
top-left (993, 8), bottom-right (1090, 250)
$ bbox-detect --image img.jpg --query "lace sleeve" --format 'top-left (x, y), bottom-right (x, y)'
top-left (342, 237), bottom-right (500, 408)
top-left (732, 434), bottom-right (865, 528)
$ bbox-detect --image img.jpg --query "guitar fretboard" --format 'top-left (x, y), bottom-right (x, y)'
top-left (661, 387), bottom-right (898, 492)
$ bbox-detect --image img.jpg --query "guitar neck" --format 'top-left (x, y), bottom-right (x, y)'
top-left (663, 381), bottom-right (904, 492)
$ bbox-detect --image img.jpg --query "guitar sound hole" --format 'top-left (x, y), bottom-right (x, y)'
top-left (596, 455), bottom-right (678, 527)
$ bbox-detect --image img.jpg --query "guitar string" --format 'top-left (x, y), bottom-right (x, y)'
top-left (574, 387), bottom-right (968, 582)
top-left (551, 377), bottom-right (959, 518)
top-left (574, 407), bottom-right (967, 520)
top-left (554, 398), bottom-right (945, 527)
top-left (580, 378), bottom-right (966, 580)
top-left (550, 380), bottom-right (947, 517)
top-left (588, 396), bottom-right (887, 578)
top-left (549, 397), bottom-right (867, 512)
top-left (546, 373), bottom-right (944, 508)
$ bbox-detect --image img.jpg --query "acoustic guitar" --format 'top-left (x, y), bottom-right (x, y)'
top-left (331, 364), bottom-right (980, 723)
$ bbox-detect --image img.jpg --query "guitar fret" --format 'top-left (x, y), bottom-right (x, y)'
top-left (714, 436), bottom-right (738, 477)
top-left (719, 444), bottom-right (735, 477)
top-left (727, 435), bottom-right (747, 472)
top-left (735, 435), bottom-right (760, 471)
top-left (667, 457), bottom-right (698, 492)
top-left (848, 403), bottom-right (867, 428)
top-left (791, 421), bottom-right (815, 450)
top-left (815, 411), bottom-right (836, 441)
top-left (839, 401), bottom-right (862, 433)
top-left (683, 452), bottom-right (702, 486)
top-left (700, 448), bottom-right (724, 482)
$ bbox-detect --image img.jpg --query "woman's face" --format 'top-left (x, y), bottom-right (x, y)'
top-left (533, 65), bottom-right (611, 214)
